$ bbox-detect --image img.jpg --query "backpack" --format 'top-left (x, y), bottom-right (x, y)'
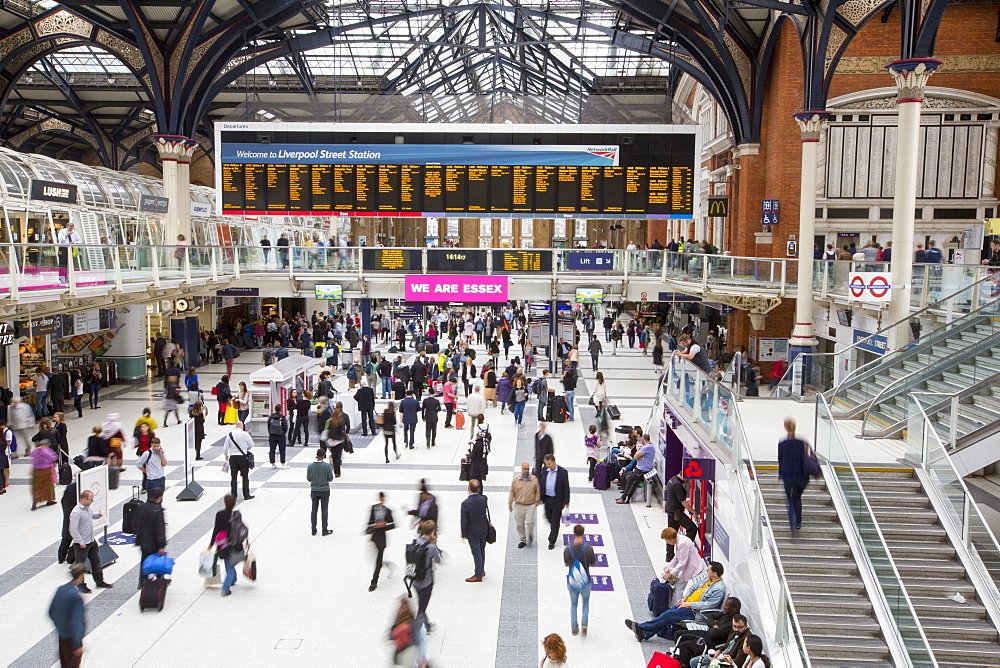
top-left (227, 510), bottom-right (249, 549)
top-left (267, 414), bottom-right (287, 436)
top-left (567, 544), bottom-right (589, 591)
top-left (403, 539), bottom-right (430, 597)
top-left (366, 361), bottom-right (378, 375)
top-left (925, 247), bottom-right (943, 263)
top-left (347, 366), bottom-right (357, 381)
top-left (3, 427), bottom-right (15, 453)
top-left (530, 378), bottom-right (543, 395)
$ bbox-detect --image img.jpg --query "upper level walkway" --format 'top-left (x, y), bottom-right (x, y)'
top-left (1, 243), bottom-right (993, 319)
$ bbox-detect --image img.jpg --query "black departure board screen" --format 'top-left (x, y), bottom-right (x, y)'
top-left (492, 250), bottom-right (553, 273)
top-left (426, 249), bottom-right (487, 273)
top-left (362, 248), bottom-right (421, 272)
top-left (218, 123), bottom-right (697, 219)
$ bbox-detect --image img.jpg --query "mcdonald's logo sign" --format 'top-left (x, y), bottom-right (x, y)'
top-left (707, 197), bottom-right (729, 217)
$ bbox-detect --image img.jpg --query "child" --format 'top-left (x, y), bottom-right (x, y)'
top-left (585, 424), bottom-right (601, 482)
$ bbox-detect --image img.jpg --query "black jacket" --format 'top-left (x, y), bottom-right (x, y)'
top-left (533, 433), bottom-right (554, 476)
top-left (378, 359), bottom-right (393, 378)
top-left (355, 386), bottom-right (376, 411)
top-left (539, 465), bottom-right (570, 507)
top-left (421, 396), bottom-right (440, 422)
top-left (367, 505), bottom-right (395, 548)
top-left (460, 493), bottom-right (490, 540)
top-left (400, 396), bottom-right (420, 424)
top-left (411, 360), bottom-right (426, 384)
top-left (134, 500), bottom-right (167, 553)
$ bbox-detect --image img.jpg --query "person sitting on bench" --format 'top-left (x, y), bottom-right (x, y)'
top-left (625, 561), bottom-right (726, 641)
top-left (616, 433), bottom-right (655, 504)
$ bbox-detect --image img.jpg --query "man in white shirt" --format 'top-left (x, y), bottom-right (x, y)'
top-left (661, 527), bottom-right (700, 595)
top-left (68, 490), bottom-right (112, 593)
top-left (57, 223), bottom-right (82, 276)
top-left (136, 438), bottom-right (168, 494)
top-left (223, 422), bottom-right (255, 501)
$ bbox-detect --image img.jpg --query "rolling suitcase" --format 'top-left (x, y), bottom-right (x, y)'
top-left (459, 457), bottom-right (470, 481)
top-left (593, 462), bottom-right (611, 490)
top-left (454, 411), bottom-right (465, 429)
top-left (107, 465), bottom-right (120, 490)
top-left (551, 395), bottom-right (567, 423)
top-left (647, 579), bottom-right (673, 616)
top-left (139, 575), bottom-right (170, 611)
top-left (122, 486), bottom-right (143, 534)
top-left (607, 405), bottom-right (622, 420)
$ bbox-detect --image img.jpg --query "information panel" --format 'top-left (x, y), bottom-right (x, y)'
top-left (492, 250), bottom-right (553, 273)
top-left (362, 248), bottom-right (421, 272)
top-left (426, 249), bottom-right (487, 273)
top-left (217, 123), bottom-right (698, 219)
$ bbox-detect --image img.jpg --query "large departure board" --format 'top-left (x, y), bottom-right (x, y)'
top-left (426, 249), bottom-right (487, 273)
top-left (216, 123), bottom-right (698, 219)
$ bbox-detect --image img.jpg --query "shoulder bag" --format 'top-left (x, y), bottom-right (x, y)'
top-left (228, 433), bottom-right (255, 469)
top-left (484, 497), bottom-right (496, 544)
top-left (803, 441), bottom-right (821, 478)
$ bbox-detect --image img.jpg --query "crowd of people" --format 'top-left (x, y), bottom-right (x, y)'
top-left (14, 298), bottom-right (763, 668)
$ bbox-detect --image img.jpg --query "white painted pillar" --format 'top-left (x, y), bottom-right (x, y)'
top-left (151, 135), bottom-right (198, 245)
top-left (789, 112), bottom-right (830, 350)
top-left (886, 59), bottom-right (940, 349)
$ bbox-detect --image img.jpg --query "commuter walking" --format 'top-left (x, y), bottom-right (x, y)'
top-left (30, 439), bottom-right (58, 510)
top-left (400, 391), bottom-right (420, 449)
top-left (510, 376), bottom-right (528, 427)
top-left (208, 494), bottom-right (242, 596)
top-left (588, 337), bottom-right (603, 371)
top-left (221, 338), bottom-right (238, 378)
top-left (534, 422), bottom-right (554, 478)
top-left (411, 520), bottom-right (442, 634)
top-left (564, 523), bottom-right (596, 636)
top-left (307, 448), bottom-right (334, 536)
top-left (382, 402), bottom-right (399, 462)
top-left (465, 384), bottom-right (486, 442)
top-left (421, 391), bottom-right (440, 448)
top-left (57, 481), bottom-right (77, 563)
top-left (134, 488), bottom-right (167, 589)
top-left (321, 402), bottom-right (350, 477)
top-left (778, 418), bottom-right (810, 532)
top-left (49, 563), bottom-right (88, 668)
top-left (460, 479), bottom-right (490, 582)
top-left (508, 462), bottom-right (540, 549)
top-left (136, 438), bottom-right (167, 495)
top-left (223, 422), bottom-right (255, 501)
top-left (68, 490), bottom-right (112, 592)
top-left (367, 491), bottom-right (396, 591)
top-left (442, 374), bottom-right (457, 428)
top-left (539, 454), bottom-right (570, 550)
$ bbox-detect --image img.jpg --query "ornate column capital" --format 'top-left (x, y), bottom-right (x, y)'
top-left (793, 111), bottom-right (830, 142)
top-left (885, 58), bottom-right (942, 103)
top-left (149, 135), bottom-right (199, 162)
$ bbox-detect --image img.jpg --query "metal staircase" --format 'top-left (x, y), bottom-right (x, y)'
top-left (856, 468), bottom-right (1000, 666)
top-left (757, 468), bottom-right (893, 666)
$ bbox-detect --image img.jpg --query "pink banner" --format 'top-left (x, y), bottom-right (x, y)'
top-left (405, 274), bottom-right (509, 303)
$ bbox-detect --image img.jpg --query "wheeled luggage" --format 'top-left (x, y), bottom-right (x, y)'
top-left (647, 578), bottom-right (673, 616)
top-left (122, 486), bottom-right (143, 534)
top-left (139, 575), bottom-right (169, 611)
top-left (593, 462), bottom-right (611, 490)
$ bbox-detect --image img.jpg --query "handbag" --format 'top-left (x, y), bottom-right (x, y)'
top-left (224, 404), bottom-right (237, 424)
top-left (485, 499), bottom-right (496, 544)
top-left (142, 552), bottom-right (175, 576)
top-left (243, 552), bottom-right (257, 581)
top-left (198, 550), bottom-right (215, 578)
top-left (229, 434), bottom-right (255, 469)
top-left (804, 442), bottom-right (821, 478)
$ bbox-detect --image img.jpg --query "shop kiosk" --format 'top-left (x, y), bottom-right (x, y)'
top-left (248, 355), bottom-right (316, 439)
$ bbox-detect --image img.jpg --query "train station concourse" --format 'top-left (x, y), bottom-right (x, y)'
top-left (3, 0), bottom-right (1000, 667)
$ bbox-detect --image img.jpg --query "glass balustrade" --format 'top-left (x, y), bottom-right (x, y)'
top-left (815, 395), bottom-right (937, 667)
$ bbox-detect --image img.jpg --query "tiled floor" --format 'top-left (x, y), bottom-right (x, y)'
top-left (2, 331), bottom-right (674, 667)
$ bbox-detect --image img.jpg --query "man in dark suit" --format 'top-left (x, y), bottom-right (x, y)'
top-left (538, 454), bottom-right (570, 550)
top-left (399, 391), bottom-right (420, 449)
top-left (421, 392), bottom-right (440, 448)
top-left (411, 356), bottom-right (427, 401)
top-left (533, 423), bottom-right (554, 478)
top-left (354, 380), bottom-right (377, 436)
top-left (367, 491), bottom-right (395, 592)
top-left (134, 488), bottom-right (167, 589)
top-left (460, 479), bottom-right (490, 582)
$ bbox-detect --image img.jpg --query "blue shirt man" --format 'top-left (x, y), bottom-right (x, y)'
top-left (49, 563), bottom-right (87, 664)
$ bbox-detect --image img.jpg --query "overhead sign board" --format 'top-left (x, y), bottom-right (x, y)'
top-left (405, 274), bottom-right (509, 303)
top-left (848, 272), bottom-right (893, 302)
top-left (16, 314), bottom-right (60, 336)
top-left (682, 457), bottom-right (716, 481)
top-left (566, 252), bottom-right (614, 271)
top-left (139, 194), bottom-right (169, 214)
top-left (29, 179), bottom-right (78, 205)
